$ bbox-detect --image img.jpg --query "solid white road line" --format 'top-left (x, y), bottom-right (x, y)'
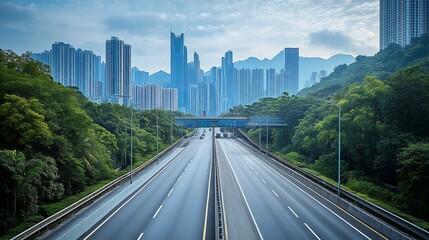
top-left (202, 143), bottom-right (213, 240)
top-left (288, 206), bottom-right (299, 218)
top-left (272, 190), bottom-right (279, 198)
top-left (304, 223), bottom-right (321, 240)
top-left (219, 142), bottom-right (264, 240)
top-left (83, 147), bottom-right (185, 240)
top-left (152, 205), bottom-right (163, 219)
top-left (260, 156), bottom-right (372, 240)
top-left (137, 232), bottom-right (144, 240)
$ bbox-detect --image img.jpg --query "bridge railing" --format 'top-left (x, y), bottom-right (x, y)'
top-left (12, 129), bottom-right (197, 240)
top-left (237, 128), bottom-right (429, 240)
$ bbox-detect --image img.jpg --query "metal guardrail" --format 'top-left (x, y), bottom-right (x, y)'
top-left (12, 129), bottom-right (197, 240)
top-left (237, 129), bottom-right (429, 240)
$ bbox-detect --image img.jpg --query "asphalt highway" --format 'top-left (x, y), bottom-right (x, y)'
top-left (216, 137), bottom-right (387, 240)
top-left (81, 128), bottom-right (214, 240)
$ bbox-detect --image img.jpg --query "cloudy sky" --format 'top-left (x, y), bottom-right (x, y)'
top-left (0, 0), bottom-right (379, 73)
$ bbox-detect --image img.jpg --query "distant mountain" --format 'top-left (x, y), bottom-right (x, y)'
top-left (234, 51), bottom-right (355, 89)
top-left (149, 70), bottom-right (170, 87)
top-left (298, 35), bottom-right (429, 98)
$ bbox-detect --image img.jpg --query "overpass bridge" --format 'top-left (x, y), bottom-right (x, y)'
top-left (175, 116), bottom-right (287, 128)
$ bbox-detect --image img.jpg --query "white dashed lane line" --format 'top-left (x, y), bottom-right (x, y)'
top-left (304, 223), bottom-right (321, 240)
top-left (288, 206), bottom-right (299, 218)
top-left (153, 205), bottom-right (163, 219)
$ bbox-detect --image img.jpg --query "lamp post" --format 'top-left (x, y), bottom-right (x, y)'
top-left (259, 121), bottom-right (262, 151)
top-left (266, 113), bottom-right (269, 155)
top-left (130, 102), bottom-right (133, 185)
top-left (156, 110), bottom-right (159, 165)
top-left (170, 110), bottom-right (173, 146)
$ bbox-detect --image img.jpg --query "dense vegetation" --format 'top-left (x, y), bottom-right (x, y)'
top-left (0, 50), bottom-right (183, 236)
top-left (226, 37), bottom-right (429, 225)
top-left (299, 34), bottom-right (429, 98)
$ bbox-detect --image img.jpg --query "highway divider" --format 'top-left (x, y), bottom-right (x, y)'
top-left (12, 129), bottom-right (197, 240)
top-left (236, 128), bottom-right (429, 240)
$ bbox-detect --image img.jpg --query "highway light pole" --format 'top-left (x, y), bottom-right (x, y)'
top-left (156, 110), bottom-right (159, 165)
top-left (318, 99), bottom-right (341, 196)
top-left (266, 113), bottom-right (269, 155)
top-left (130, 102), bottom-right (133, 184)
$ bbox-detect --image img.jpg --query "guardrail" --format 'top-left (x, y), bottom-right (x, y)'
top-left (12, 129), bottom-right (197, 240)
top-left (237, 129), bottom-right (429, 240)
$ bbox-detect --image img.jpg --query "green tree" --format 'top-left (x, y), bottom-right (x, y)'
top-left (0, 94), bottom-right (52, 153)
top-left (397, 142), bottom-right (429, 221)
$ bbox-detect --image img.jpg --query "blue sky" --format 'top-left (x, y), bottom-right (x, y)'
top-left (0, 0), bottom-right (379, 73)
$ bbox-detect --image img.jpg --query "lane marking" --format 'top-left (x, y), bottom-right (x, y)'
top-left (177, 175), bottom-right (182, 181)
top-left (202, 139), bottom-right (214, 240)
top-left (83, 147), bottom-right (186, 240)
top-left (235, 139), bottom-right (385, 240)
top-left (152, 205), bottom-right (163, 218)
top-left (261, 178), bottom-right (266, 184)
top-left (255, 171), bottom-right (259, 175)
top-left (167, 188), bottom-right (174, 197)
top-left (185, 167), bottom-right (187, 171)
top-left (288, 206), bottom-right (299, 218)
top-left (256, 155), bottom-right (372, 239)
top-left (304, 223), bottom-right (321, 240)
top-left (250, 166), bottom-right (254, 170)
top-left (272, 190), bottom-right (279, 198)
top-left (218, 142), bottom-right (264, 240)
top-left (137, 233), bottom-right (144, 240)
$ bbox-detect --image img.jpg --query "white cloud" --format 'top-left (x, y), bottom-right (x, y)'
top-left (0, 0), bottom-right (379, 73)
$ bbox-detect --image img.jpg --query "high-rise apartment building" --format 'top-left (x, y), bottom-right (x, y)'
top-left (380, 0), bottom-right (429, 49)
top-left (32, 43), bottom-right (103, 102)
top-left (105, 36), bottom-right (131, 106)
top-left (284, 48), bottom-right (299, 95)
top-left (51, 42), bottom-right (76, 87)
top-left (266, 68), bottom-right (276, 97)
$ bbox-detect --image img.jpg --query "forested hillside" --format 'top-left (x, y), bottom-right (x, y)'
top-left (226, 36), bottom-right (429, 227)
top-left (299, 34), bottom-right (429, 98)
top-left (0, 50), bottom-right (183, 236)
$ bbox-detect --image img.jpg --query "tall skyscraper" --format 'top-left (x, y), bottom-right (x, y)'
top-left (380, 0), bottom-right (429, 49)
top-left (170, 32), bottom-right (187, 111)
top-left (266, 68), bottom-right (276, 97)
top-left (284, 48), bottom-right (299, 95)
top-left (51, 42), bottom-right (75, 87)
top-left (105, 36), bottom-right (131, 105)
top-left (223, 50), bottom-right (234, 110)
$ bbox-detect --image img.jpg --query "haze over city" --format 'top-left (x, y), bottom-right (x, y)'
top-left (0, 0), bottom-right (379, 73)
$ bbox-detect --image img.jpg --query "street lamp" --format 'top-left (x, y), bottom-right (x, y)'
top-left (130, 101), bottom-right (133, 185)
top-left (266, 113), bottom-right (269, 155)
top-left (156, 110), bottom-right (159, 165)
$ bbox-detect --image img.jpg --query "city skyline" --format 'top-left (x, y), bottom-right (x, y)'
top-left (0, 0), bottom-right (379, 74)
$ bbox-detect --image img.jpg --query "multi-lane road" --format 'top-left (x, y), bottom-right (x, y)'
top-left (43, 128), bottom-right (393, 239)
top-left (216, 138), bottom-right (387, 240)
top-left (81, 128), bottom-right (214, 239)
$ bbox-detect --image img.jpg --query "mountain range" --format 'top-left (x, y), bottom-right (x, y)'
top-left (148, 50), bottom-right (355, 89)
